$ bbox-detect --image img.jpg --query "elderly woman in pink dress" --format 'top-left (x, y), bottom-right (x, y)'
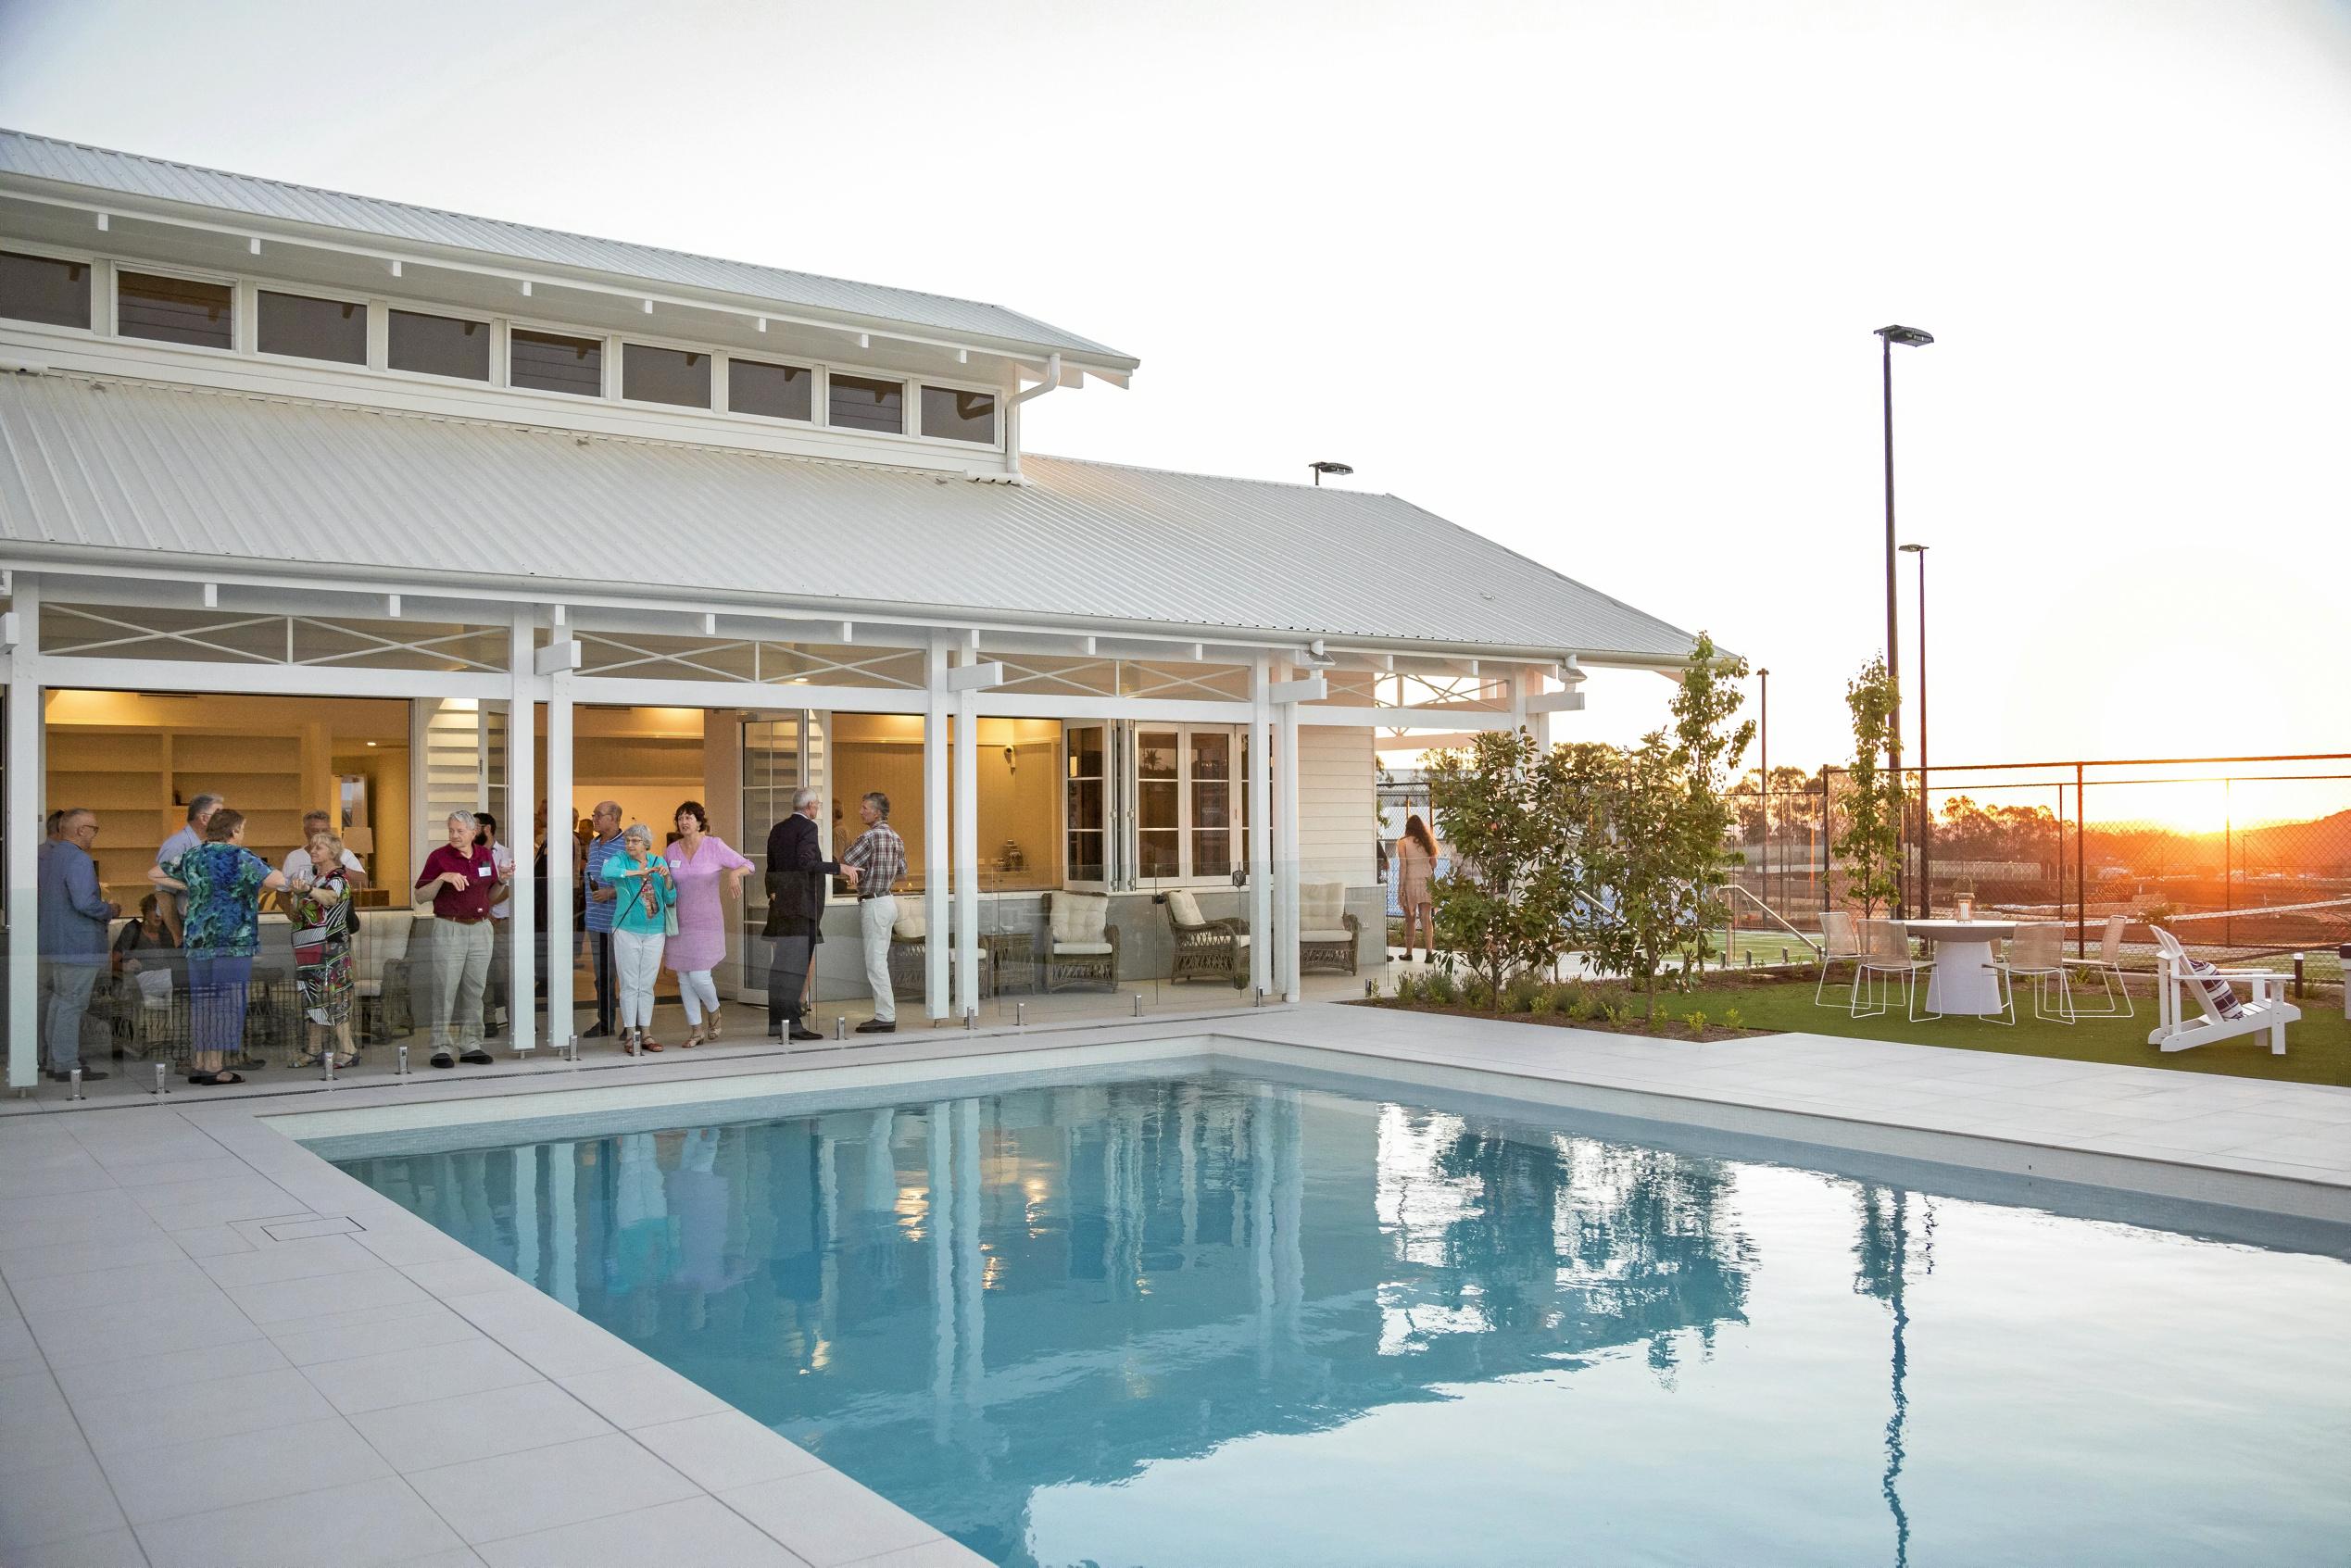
top-left (663, 800), bottom-right (754, 1047)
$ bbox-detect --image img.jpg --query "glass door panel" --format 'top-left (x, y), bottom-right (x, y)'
top-left (1136, 729), bottom-right (1180, 880)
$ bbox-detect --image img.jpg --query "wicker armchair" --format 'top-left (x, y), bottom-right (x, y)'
top-left (887, 899), bottom-right (929, 1001)
top-left (1296, 881), bottom-right (1361, 976)
top-left (1165, 888), bottom-right (1248, 988)
top-left (1043, 892), bottom-right (1120, 992)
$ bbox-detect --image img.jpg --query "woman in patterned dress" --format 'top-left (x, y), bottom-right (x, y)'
top-left (292, 832), bottom-right (358, 1070)
top-left (149, 809), bottom-right (302, 1085)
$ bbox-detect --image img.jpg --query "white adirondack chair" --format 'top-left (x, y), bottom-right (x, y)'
top-left (2147, 927), bottom-right (2299, 1055)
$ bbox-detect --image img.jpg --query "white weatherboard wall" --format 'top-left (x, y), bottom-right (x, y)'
top-left (1298, 724), bottom-right (1376, 884)
top-left (414, 697), bottom-right (504, 867)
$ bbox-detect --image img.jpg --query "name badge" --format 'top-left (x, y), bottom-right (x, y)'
top-left (477, 863), bottom-right (493, 877)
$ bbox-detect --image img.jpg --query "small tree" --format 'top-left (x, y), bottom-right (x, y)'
top-left (1426, 728), bottom-right (1580, 1010)
top-left (1565, 736), bottom-right (1685, 1019)
top-left (1664, 633), bottom-right (1755, 978)
top-left (1836, 656), bottom-right (1903, 919)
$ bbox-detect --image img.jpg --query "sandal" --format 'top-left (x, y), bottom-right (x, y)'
top-left (681, 1029), bottom-right (705, 1049)
top-left (333, 1053), bottom-right (359, 1070)
top-left (198, 1072), bottom-right (245, 1086)
top-left (706, 1012), bottom-right (723, 1041)
top-left (639, 1038), bottom-right (665, 1052)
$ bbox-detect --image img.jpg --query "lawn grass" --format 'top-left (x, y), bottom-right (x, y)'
top-left (1365, 971), bottom-right (2350, 1087)
top-left (1678, 976), bottom-right (2350, 1088)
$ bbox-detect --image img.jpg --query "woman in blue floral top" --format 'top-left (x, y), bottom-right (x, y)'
top-left (150, 808), bottom-right (301, 1085)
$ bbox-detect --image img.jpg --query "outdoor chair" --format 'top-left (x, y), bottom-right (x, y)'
top-left (1987, 922), bottom-right (2075, 1026)
top-left (1813, 910), bottom-right (1864, 1008)
top-left (351, 911), bottom-right (416, 1044)
top-left (1853, 919), bottom-right (1936, 1022)
top-left (887, 901), bottom-right (929, 1001)
top-left (1165, 889), bottom-right (1248, 988)
top-left (2147, 926), bottom-right (2299, 1055)
top-left (1297, 882), bottom-right (1362, 976)
top-left (2059, 915), bottom-right (2134, 1019)
top-left (1043, 892), bottom-right (1120, 992)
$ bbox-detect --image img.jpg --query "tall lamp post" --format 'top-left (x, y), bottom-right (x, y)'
top-left (1899, 544), bottom-right (1929, 916)
top-left (1875, 324), bottom-right (1933, 916)
top-left (1757, 667), bottom-right (1770, 916)
top-left (1308, 460), bottom-right (1352, 486)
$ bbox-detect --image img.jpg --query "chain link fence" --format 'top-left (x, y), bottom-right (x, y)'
top-left (1728, 754), bottom-right (2351, 988)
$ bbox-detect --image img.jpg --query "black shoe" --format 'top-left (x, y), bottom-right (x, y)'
top-left (430, 1051), bottom-right (456, 1069)
top-left (459, 1049), bottom-right (494, 1065)
top-left (583, 1025), bottom-right (611, 1040)
top-left (855, 1020), bottom-right (897, 1035)
top-left (787, 1026), bottom-right (824, 1043)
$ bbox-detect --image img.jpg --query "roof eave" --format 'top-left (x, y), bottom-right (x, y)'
top-left (0, 172), bottom-right (1141, 374)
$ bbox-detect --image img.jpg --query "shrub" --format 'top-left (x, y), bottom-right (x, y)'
top-left (1503, 972), bottom-right (1544, 1015)
top-left (1681, 1010), bottom-right (1709, 1037)
top-left (1720, 1007), bottom-right (1743, 1032)
top-left (1463, 977), bottom-right (1496, 1011)
top-left (1392, 972), bottom-right (1421, 1005)
top-left (1528, 988), bottom-right (1555, 1017)
top-left (1425, 968), bottom-right (1459, 1006)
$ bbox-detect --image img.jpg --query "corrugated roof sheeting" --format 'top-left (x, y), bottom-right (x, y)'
top-left (0, 372), bottom-right (1697, 659)
top-left (0, 129), bottom-right (1125, 361)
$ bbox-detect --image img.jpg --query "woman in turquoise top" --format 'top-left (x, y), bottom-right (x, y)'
top-left (599, 822), bottom-right (677, 1054)
top-left (149, 808), bottom-right (302, 1085)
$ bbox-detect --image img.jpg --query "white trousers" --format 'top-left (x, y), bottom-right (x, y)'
top-left (676, 968), bottom-right (721, 1024)
top-left (612, 930), bottom-right (663, 1030)
top-left (861, 896), bottom-right (897, 1023)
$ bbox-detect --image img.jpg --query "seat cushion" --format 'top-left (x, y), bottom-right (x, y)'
top-left (893, 904), bottom-right (927, 941)
top-left (1054, 940), bottom-right (1114, 956)
top-left (1050, 895), bottom-right (1108, 944)
top-left (1167, 889), bottom-right (1205, 928)
top-left (1301, 928), bottom-right (1355, 944)
top-left (1299, 882), bottom-right (1346, 929)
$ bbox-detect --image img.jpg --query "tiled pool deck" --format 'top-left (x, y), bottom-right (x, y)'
top-left (2, 1004), bottom-right (2345, 1565)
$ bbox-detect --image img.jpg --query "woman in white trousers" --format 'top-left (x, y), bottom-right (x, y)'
top-left (599, 823), bottom-right (676, 1053)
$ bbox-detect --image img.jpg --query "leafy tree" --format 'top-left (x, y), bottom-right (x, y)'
top-left (1836, 656), bottom-right (1904, 919)
top-left (1426, 728), bottom-right (1581, 1010)
top-left (1664, 633), bottom-right (1755, 977)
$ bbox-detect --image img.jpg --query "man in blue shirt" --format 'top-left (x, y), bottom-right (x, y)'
top-left (40, 808), bottom-right (119, 1081)
top-left (155, 792), bottom-right (223, 945)
top-left (581, 799), bottom-right (625, 1038)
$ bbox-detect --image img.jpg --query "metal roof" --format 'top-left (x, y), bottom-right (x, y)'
top-left (0, 128), bottom-right (1130, 366)
top-left (0, 371), bottom-right (1698, 662)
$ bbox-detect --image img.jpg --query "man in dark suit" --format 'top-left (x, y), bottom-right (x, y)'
top-left (763, 786), bottom-right (857, 1040)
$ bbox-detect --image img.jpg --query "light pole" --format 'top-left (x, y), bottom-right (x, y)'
top-left (1900, 544), bottom-right (1928, 915)
top-left (1757, 667), bottom-right (1770, 916)
top-left (1308, 460), bottom-right (1352, 487)
top-left (1875, 324), bottom-right (1932, 915)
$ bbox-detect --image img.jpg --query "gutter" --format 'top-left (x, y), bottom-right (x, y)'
top-left (1004, 354), bottom-right (1062, 479)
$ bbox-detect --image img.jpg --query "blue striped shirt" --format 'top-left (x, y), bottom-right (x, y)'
top-left (583, 832), bottom-right (625, 933)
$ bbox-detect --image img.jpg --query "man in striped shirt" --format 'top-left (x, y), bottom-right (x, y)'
top-left (839, 791), bottom-right (905, 1035)
top-left (581, 800), bottom-right (625, 1037)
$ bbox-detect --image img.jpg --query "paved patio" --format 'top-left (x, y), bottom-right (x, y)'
top-left (2, 1001), bottom-right (2345, 1565)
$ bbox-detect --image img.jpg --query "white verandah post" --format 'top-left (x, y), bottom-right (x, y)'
top-left (924, 639), bottom-right (949, 1021)
top-left (507, 614), bottom-right (536, 1053)
top-left (952, 682), bottom-right (980, 1018)
top-left (544, 660), bottom-right (574, 1050)
top-left (1276, 663), bottom-right (1302, 1002)
top-left (6, 578), bottom-right (40, 1090)
top-left (1248, 655), bottom-right (1272, 997)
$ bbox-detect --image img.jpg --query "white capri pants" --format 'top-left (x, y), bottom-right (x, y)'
top-left (612, 930), bottom-right (664, 1030)
top-left (674, 968), bottom-right (722, 1025)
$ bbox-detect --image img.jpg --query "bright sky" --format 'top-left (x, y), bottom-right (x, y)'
top-left (5, 0), bottom-right (2346, 774)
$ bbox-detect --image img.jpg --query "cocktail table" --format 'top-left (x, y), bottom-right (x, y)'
top-left (1902, 919), bottom-right (2017, 1016)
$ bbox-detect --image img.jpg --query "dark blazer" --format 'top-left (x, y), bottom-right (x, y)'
top-left (762, 812), bottom-right (840, 937)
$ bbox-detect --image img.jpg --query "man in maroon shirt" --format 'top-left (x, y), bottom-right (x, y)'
top-left (414, 810), bottom-right (506, 1066)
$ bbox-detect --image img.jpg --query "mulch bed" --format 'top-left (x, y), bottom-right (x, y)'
top-left (1350, 997), bottom-right (1768, 1044)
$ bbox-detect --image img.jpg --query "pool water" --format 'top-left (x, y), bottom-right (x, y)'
top-left (334, 1072), bottom-right (2351, 1566)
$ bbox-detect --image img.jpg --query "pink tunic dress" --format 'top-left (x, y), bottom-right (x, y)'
top-left (663, 835), bottom-right (755, 974)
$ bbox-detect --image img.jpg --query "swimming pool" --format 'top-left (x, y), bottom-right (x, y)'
top-left (331, 1066), bottom-right (2351, 1566)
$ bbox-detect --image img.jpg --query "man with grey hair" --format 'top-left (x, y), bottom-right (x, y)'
top-left (762, 785), bottom-right (851, 1041)
top-left (414, 809), bottom-right (505, 1066)
top-left (156, 792), bottom-right (223, 945)
top-left (38, 808), bottom-right (118, 1081)
top-left (581, 800), bottom-right (626, 1037)
top-left (838, 791), bottom-right (905, 1035)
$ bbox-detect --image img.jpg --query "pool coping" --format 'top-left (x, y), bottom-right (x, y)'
top-left (3, 1005), bottom-right (2346, 1565)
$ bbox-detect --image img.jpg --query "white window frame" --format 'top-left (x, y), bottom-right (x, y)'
top-left (1075, 721), bottom-right (1249, 890)
top-left (251, 281), bottom-right (372, 369)
top-left (0, 240), bottom-right (100, 334)
top-left (110, 259), bottom-right (239, 356)
top-left (503, 318), bottom-right (608, 400)
top-left (821, 368), bottom-right (910, 438)
top-left (615, 333), bottom-right (718, 412)
top-left (913, 380), bottom-right (1002, 446)
top-left (720, 351), bottom-right (817, 424)
top-left (383, 302), bottom-right (498, 386)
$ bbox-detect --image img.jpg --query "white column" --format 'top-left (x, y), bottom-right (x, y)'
top-left (1248, 656), bottom-right (1272, 997)
top-left (507, 615), bottom-right (535, 1053)
top-left (1276, 666), bottom-right (1302, 1001)
top-left (924, 640), bottom-right (949, 1020)
top-left (544, 665), bottom-right (574, 1048)
top-left (927, 1100), bottom-right (955, 1439)
top-left (6, 577), bottom-right (41, 1090)
top-left (952, 683), bottom-right (980, 1018)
